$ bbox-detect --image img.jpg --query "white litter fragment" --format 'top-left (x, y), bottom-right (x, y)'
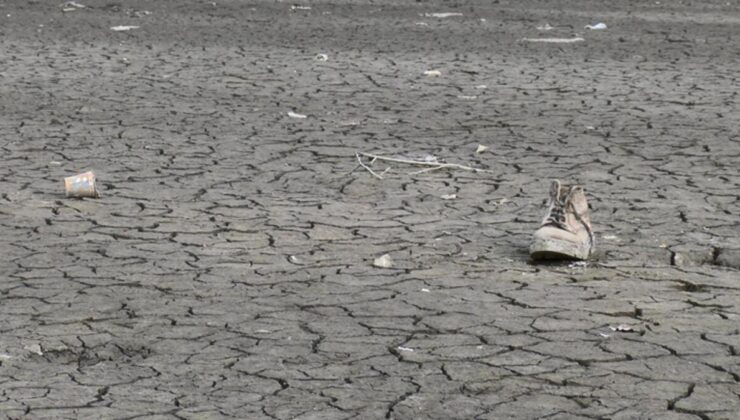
top-left (610, 324), bottom-right (635, 332)
top-left (457, 95), bottom-right (477, 100)
top-left (24, 343), bottom-right (43, 356)
top-left (603, 234), bottom-right (618, 240)
top-left (397, 346), bottom-right (414, 352)
top-left (373, 254), bottom-right (393, 268)
top-left (131, 10), bottom-right (152, 17)
top-left (424, 12), bottom-right (463, 18)
top-left (289, 255), bottom-right (301, 264)
top-left (288, 111), bottom-right (307, 119)
top-left (255, 329), bottom-right (270, 334)
top-left (475, 144), bottom-right (489, 154)
top-left (475, 84), bottom-right (487, 89)
top-left (110, 25), bottom-right (140, 31)
top-left (424, 69), bottom-right (442, 77)
top-left (569, 261), bottom-right (588, 268)
top-left (315, 53), bottom-right (328, 61)
top-left (291, 5), bottom-right (311, 10)
top-left (0, 353), bottom-right (12, 360)
top-left (440, 194), bottom-right (457, 200)
top-left (415, 22), bottom-right (429, 26)
top-left (536, 23), bottom-right (554, 31)
top-left (599, 333), bottom-right (611, 338)
top-left (522, 37), bottom-right (584, 43)
top-left (422, 155), bottom-right (438, 163)
top-left (49, 161), bottom-right (62, 166)
top-left (61, 1), bottom-right (86, 12)
top-left (585, 22), bottom-right (607, 30)
top-left (421, 288), bottom-right (430, 293)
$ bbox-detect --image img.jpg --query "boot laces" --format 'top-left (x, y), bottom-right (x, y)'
top-left (544, 188), bottom-right (571, 230)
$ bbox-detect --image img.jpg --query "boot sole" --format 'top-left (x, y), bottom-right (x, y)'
top-left (530, 237), bottom-right (591, 261)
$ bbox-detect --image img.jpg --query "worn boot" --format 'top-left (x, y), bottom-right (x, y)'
top-left (530, 180), bottom-right (594, 260)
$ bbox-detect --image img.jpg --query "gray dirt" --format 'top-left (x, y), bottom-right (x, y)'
top-left (1, 0), bottom-right (739, 418)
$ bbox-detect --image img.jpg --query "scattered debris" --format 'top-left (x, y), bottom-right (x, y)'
top-left (475, 84), bottom-right (487, 89)
top-left (457, 95), bottom-right (477, 100)
top-left (610, 324), bottom-right (636, 333)
top-left (373, 254), bottom-right (394, 268)
top-left (537, 23), bottom-right (554, 31)
top-left (61, 1), bottom-right (85, 12)
top-left (397, 346), bottom-right (414, 352)
top-left (110, 25), bottom-right (140, 31)
top-left (255, 329), bottom-right (270, 334)
top-left (522, 37), bottom-right (585, 43)
top-left (49, 161), bottom-right (62, 166)
top-left (585, 22), bottom-right (607, 30)
top-left (421, 288), bottom-right (430, 293)
top-left (0, 353), bottom-right (12, 360)
top-left (415, 22), bottom-right (429, 26)
top-left (129, 9), bottom-right (152, 18)
top-left (64, 171), bottom-right (100, 198)
top-left (288, 255), bottom-right (301, 264)
top-left (315, 53), bottom-right (328, 61)
top-left (424, 12), bottom-right (463, 18)
top-left (568, 261), bottom-right (588, 269)
top-left (603, 234), bottom-right (618, 240)
top-left (24, 343), bottom-right (43, 356)
top-left (355, 151), bottom-right (492, 177)
top-left (599, 333), bottom-right (611, 338)
top-left (424, 69), bottom-right (442, 77)
top-left (475, 144), bottom-right (489, 154)
top-left (440, 194), bottom-right (457, 200)
top-left (291, 5), bottom-right (311, 10)
top-left (287, 111), bottom-right (307, 119)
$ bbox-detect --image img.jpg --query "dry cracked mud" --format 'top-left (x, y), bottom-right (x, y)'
top-left (1, 0), bottom-right (739, 419)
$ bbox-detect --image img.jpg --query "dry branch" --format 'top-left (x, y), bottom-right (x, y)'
top-left (355, 152), bottom-right (385, 179)
top-left (356, 151), bottom-right (491, 176)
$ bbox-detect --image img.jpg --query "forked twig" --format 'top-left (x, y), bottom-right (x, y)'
top-left (355, 152), bottom-right (385, 179)
top-left (357, 151), bottom-right (491, 175)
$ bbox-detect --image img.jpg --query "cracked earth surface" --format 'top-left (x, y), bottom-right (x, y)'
top-left (1, 0), bottom-right (739, 418)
